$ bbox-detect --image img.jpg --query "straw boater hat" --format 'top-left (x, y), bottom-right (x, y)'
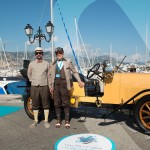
top-left (35, 47), bottom-right (43, 52)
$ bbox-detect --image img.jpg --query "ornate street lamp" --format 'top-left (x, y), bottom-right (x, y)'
top-left (24, 21), bottom-right (54, 47)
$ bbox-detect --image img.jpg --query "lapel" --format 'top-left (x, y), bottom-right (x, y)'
top-left (52, 58), bottom-right (67, 78)
top-left (63, 60), bottom-right (67, 71)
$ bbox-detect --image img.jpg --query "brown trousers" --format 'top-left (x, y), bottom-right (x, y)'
top-left (54, 79), bottom-right (70, 107)
top-left (54, 79), bottom-right (70, 121)
top-left (31, 85), bottom-right (50, 110)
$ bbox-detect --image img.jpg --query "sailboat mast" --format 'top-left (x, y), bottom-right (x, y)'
top-left (75, 19), bottom-right (91, 67)
top-left (0, 42), bottom-right (4, 70)
top-left (51, 0), bottom-right (54, 61)
top-left (17, 45), bottom-right (18, 71)
top-left (0, 38), bottom-right (11, 73)
top-left (109, 43), bottom-right (112, 65)
top-left (146, 21), bottom-right (149, 62)
top-left (135, 45), bottom-right (138, 63)
top-left (75, 17), bottom-right (80, 67)
top-left (24, 42), bottom-right (27, 60)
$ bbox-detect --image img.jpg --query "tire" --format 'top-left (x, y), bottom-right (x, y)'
top-left (24, 94), bottom-right (44, 120)
top-left (134, 95), bottom-right (150, 132)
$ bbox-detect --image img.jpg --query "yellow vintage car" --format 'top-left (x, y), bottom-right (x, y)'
top-left (22, 62), bottom-right (150, 132)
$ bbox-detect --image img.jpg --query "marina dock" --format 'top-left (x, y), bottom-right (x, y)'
top-left (0, 95), bottom-right (149, 150)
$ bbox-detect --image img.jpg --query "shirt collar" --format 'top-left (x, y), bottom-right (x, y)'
top-left (53, 58), bottom-right (66, 65)
top-left (36, 59), bottom-right (43, 63)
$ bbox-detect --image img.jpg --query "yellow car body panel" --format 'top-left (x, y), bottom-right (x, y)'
top-left (119, 73), bottom-right (150, 103)
top-left (72, 73), bottom-right (150, 105)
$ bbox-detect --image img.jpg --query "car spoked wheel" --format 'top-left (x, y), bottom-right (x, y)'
top-left (24, 95), bottom-right (44, 120)
top-left (27, 97), bottom-right (33, 116)
top-left (139, 100), bottom-right (150, 131)
top-left (134, 95), bottom-right (150, 132)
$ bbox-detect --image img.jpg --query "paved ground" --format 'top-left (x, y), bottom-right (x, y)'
top-left (0, 95), bottom-right (150, 150)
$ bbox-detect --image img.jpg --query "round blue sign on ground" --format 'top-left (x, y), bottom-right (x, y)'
top-left (54, 133), bottom-right (116, 150)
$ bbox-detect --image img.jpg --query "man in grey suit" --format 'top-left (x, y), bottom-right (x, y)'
top-left (49, 47), bottom-right (84, 129)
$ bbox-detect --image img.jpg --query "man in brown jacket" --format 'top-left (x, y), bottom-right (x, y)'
top-left (49, 47), bottom-right (84, 128)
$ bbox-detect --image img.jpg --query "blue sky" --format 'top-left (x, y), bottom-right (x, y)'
top-left (0, 0), bottom-right (150, 62)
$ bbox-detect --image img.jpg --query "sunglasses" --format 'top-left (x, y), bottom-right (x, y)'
top-left (35, 52), bottom-right (43, 55)
top-left (56, 51), bottom-right (63, 55)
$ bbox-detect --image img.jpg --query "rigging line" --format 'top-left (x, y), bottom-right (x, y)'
top-left (56, 0), bottom-right (82, 74)
top-left (38, 0), bottom-right (48, 26)
top-left (0, 38), bottom-right (11, 73)
top-left (75, 18), bottom-right (92, 67)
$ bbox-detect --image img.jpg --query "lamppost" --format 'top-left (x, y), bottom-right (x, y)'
top-left (24, 21), bottom-right (54, 47)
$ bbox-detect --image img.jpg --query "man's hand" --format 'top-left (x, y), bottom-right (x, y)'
top-left (50, 87), bottom-right (53, 94)
top-left (78, 81), bottom-right (85, 88)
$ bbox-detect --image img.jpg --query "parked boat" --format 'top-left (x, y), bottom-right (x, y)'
top-left (0, 77), bottom-right (27, 95)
